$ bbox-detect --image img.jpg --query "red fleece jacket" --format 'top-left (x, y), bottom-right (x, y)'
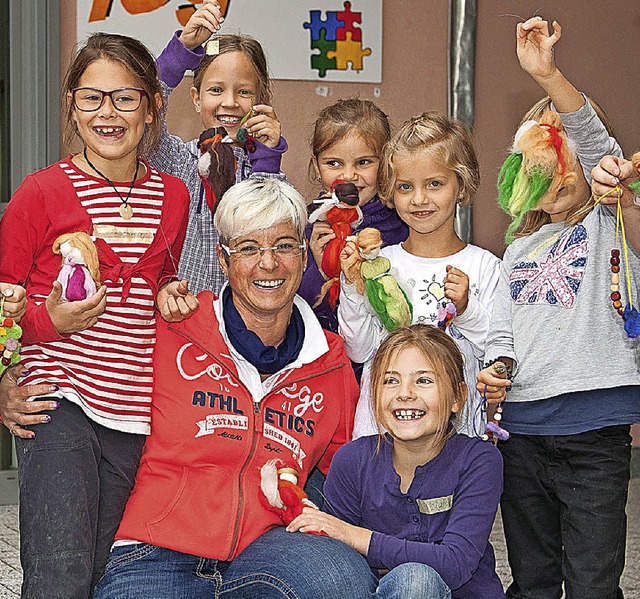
top-left (116, 291), bottom-right (358, 560)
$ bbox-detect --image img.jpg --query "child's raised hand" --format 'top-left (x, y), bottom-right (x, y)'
top-left (592, 155), bottom-right (638, 208)
top-left (309, 221), bottom-right (336, 279)
top-left (444, 265), bottom-right (469, 315)
top-left (476, 361), bottom-right (511, 405)
top-left (0, 283), bottom-right (26, 322)
top-left (244, 105), bottom-right (282, 149)
top-left (178, 0), bottom-right (224, 51)
top-left (157, 280), bottom-right (200, 323)
top-left (516, 17), bottom-right (562, 83)
top-left (46, 282), bottom-right (107, 334)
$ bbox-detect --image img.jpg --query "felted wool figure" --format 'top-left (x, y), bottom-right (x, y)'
top-left (312, 180), bottom-right (363, 309)
top-left (347, 227), bottom-right (412, 332)
top-left (437, 302), bottom-right (457, 330)
top-left (498, 110), bottom-right (578, 243)
top-left (197, 126), bottom-right (237, 215)
top-left (53, 232), bottom-right (100, 302)
top-left (259, 459), bottom-right (326, 535)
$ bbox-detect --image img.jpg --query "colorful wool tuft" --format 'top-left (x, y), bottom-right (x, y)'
top-left (624, 305), bottom-right (640, 338)
top-left (497, 111), bottom-right (577, 243)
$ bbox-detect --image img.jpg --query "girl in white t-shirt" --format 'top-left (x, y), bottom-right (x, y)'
top-left (338, 112), bottom-right (500, 438)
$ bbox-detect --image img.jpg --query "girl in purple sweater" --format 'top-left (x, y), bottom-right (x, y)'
top-left (298, 99), bottom-right (408, 333)
top-left (288, 324), bottom-right (504, 598)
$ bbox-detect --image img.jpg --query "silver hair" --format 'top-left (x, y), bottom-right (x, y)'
top-left (214, 179), bottom-right (308, 247)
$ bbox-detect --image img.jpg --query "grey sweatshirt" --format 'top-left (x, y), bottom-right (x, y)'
top-left (485, 97), bottom-right (640, 402)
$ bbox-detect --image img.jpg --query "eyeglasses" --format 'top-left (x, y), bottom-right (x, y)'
top-left (221, 241), bottom-right (306, 260)
top-left (71, 87), bottom-right (148, 112)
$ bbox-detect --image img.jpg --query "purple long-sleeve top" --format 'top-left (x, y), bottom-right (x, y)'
top-left (298, 196), bottom-right (408, 332)
top-left (324, 434), bottom-right (505, 598)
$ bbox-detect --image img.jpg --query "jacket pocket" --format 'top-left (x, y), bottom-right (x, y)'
top-left (146, 465), bottom-right (235, 548)
top-left (146, 466), bottom-right (189, 535)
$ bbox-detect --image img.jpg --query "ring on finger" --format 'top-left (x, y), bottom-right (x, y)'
top-left (9, 424), bottom-right (18, 436)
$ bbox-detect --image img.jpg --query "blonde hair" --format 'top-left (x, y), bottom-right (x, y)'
top-left (379, 111), bottom-right (479, 208)
top-left (500, 104), bottom-right (607, 241)
top-left (52, 232), bottom-right (101, 286)
top-left (309, 99), bottom-right (390, 181)
top-left (370, 324), bottom-right (467, 451)
top-left (522, 96), bottom-right (616, 135)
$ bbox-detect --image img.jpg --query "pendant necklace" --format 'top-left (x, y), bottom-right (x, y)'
top-left (82, 148), bottom-right (140, 220)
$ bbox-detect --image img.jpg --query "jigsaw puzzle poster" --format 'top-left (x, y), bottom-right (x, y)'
top-left (78, 0), bottom-right (383, 82)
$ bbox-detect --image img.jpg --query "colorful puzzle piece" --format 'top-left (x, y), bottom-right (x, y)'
top-left (311, 30), bottom-right (337, 78)
top-left (327, 32), bottom-right (371, 71)
top-left (336, 1), bottom-right (362, 41)
top-left (304, 2), bottom-right (372, 77)
top-left (303, 10), bottom-right (345, 42)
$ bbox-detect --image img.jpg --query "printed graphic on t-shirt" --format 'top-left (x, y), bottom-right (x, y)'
top-left (410, 271), bottom-right (478, 339)
top-left (509, 225), bottom-right (588, 307)
top-left (93, 224), bottom-right (155, 245)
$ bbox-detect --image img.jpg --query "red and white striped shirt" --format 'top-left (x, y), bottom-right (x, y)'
top-left (19, 160), bottom-right (177, 434)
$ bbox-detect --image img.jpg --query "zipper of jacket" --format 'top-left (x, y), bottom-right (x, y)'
top-left (226, 398), bottom-right (261, 560)
top-left (168, 327), bottom-right (347, 557)
top-left (226, 363), bottom-right (347, 557)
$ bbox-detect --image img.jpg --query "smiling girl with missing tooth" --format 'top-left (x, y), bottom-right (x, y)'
top-left (338, 112), bottom-right (501, 439)
top-left (288, 324), bottom-right (504, 598)
top-left (152, 0), bottom-right (288, 295)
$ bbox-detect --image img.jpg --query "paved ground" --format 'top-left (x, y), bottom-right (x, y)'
top-left (0, 478), bottom-right (639, 597)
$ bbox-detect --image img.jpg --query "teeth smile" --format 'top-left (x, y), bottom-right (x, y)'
top-left (254, 279), bottom-right (284, 288)
top-left (394, 409), bottom-right (426, 420)
top-left (94, 127), bottom-right (124, 134)
top-left (218, 116), bottom-right (242, 125)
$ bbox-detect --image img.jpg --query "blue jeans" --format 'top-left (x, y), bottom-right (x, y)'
top-left (94, 526), bottom-right (377, 598)
top-left (500, 426), bottom-right (630, 599)
top-left (376, 563), bottom-right (451, 598)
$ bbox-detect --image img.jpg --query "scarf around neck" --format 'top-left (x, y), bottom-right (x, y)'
top-left (222, 287), bottom-right (305, 375)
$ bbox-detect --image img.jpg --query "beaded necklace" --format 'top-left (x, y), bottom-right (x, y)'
top-left (474, 360), bottom-right (511, 444)
top-left (595, 186), bottom-right (640, 338)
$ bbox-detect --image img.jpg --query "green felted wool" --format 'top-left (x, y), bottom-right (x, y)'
top-left (504, 169), bottom-right (552, 244)
top-left (362, 256), bottom-right (413, 332)
top-left (497, 152), bottom-right (524, 214)
top-left (360, 256), bottom-right (389, 280)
